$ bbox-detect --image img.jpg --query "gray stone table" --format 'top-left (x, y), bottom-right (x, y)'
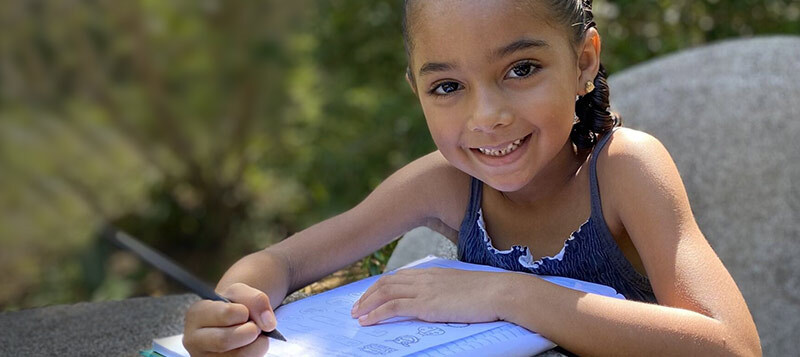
top-left (0, 294), bottom-right (198, 356)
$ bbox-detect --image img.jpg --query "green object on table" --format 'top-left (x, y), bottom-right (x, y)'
top-left (139, 349), bottom-right (165, 357)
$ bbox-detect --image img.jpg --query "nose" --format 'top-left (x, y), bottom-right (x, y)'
top-left (467, 87), bottom-right (513, 133)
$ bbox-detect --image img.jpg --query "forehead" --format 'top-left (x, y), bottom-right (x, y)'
top-left (408, 0), bottom-right (569, 70)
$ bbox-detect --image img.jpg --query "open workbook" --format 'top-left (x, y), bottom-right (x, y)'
top-left (152, 256), bottom-right (624, 357)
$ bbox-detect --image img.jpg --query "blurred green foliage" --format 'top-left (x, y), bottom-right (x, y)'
top-left (0, 0), bottom-right (797, 310)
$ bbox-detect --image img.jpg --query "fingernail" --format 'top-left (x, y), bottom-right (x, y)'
top-left (358, 315), bottom-right (367, 325)
top-left (261, 311), bottom-right (276, 330)
top-left (351, 302), bottom-right (359, 316)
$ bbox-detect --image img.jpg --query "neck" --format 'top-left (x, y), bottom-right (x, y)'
top-left (499, 139), bottom-right (585, 208)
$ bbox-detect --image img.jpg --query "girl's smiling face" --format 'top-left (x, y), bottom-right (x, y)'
top-left (407, 0), bottom-right (589, 192)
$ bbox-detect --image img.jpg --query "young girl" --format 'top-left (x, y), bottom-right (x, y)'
top-left (183, 0), bottom-right (761, 355)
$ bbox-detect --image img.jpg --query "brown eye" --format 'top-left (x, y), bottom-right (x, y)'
top-left (430, 81), bottom-right (463, 96)
top-left (506, 61), bottom-right (540, 79)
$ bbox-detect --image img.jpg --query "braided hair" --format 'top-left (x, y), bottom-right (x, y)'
top-left (558, 0), bottom-right (623, 150)
top-left (402, 0), bottom-right (622, 152)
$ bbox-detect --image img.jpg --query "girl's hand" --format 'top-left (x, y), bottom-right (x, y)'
top-left (183, 283), bottom-right (277, 356)
top-left (350, 268), bottom-right (509, 326)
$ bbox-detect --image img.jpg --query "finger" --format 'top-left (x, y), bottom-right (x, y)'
top-left (357, 298), bottom-right (417, 326)
top-left (353, 277), bottom-right (387, 314)
top-left (220, 283), bottom-right (276, 332)
top-left (353, 277), bottom-right (392, 316)
top-left (359, 273), bottom-right (415, 300)
top-left (185, 321), bottom-right (261, 353)
top-left (186, 300), bottom-right (250, 329)
top-left (219, 335), bottom-right (269, 357)
top-left (353, 283), bottom-right (418, 319)
top-left (353, 274), bottom-right (417, 313)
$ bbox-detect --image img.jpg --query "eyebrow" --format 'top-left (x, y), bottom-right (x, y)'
top-left (417, 38), bottom-right (549, 78)
top-left (418, 62), bottom-right (455, 78)
top-left (491, 38), bottom-right (549, 59)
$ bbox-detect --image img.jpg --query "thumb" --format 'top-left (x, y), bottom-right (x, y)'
top-left (219, 283), bottom-right (277, 332)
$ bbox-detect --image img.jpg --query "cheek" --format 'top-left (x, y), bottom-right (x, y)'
top-left (515, 93), bottom-right (572, 132)
top-left (528, 80), bottom-right (574, 115)
top-left (422, 109), bottom-right (477, 171)
top-left (422, 107), bottom-right (459, 145)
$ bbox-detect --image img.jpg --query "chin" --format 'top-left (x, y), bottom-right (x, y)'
top-left (446, 155), bottom-right (533, 193)
top-left (480, 174), bottom-right (530, 193)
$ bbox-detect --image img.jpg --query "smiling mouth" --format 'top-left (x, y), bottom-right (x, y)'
top-left (472, 133), bottom-right (531, 157)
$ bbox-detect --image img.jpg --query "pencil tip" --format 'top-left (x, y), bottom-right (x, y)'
top-left (267, 329), bottom-right (287, 341)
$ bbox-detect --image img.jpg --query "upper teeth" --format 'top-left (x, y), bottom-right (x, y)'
top-left (478, 138), bottom-right (523, 157)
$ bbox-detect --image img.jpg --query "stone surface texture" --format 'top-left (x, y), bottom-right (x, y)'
top-left (0, 294), bottom-right (198, 356)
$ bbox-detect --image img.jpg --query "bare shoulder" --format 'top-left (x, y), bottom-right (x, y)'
top-left (596, 127), bottom-right (674, 169)
top-left (391, 151), bottom-right (470, 191)
top-left (271, 151), bottom-right (472, 284)
top-left (596, 128), bottom-right (712, 297)
top-left (594, 126), bottom-right (690, 234)
top-left (389, 151), bottom-right (472, 235)
top-left (595, 127), bottom-right (684, 213)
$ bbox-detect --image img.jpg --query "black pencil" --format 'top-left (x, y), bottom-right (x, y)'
top-left (104, 227), bottom-right (287, 342)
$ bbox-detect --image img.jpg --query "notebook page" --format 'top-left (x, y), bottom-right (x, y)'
top-left (410, 324), bottom-right (555, 357)
top-left (154, 256), bottom-right (623, 357)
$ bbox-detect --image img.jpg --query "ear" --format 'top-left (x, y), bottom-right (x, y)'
top-left (576, 28), bottom-right (601, 96)
top-left (405, 67), bottom-right (418, 96)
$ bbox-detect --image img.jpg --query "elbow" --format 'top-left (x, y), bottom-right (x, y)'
top-left (723, 325), bottom-right (762, 357)
top-left (741, 334), bottom-right (762, 357)
top-left (697, 317), bottom-right (761, 357)
top-left (732, 338), bottom-right (762, 357)
top-left (736, 318), bottom-right (762, 357)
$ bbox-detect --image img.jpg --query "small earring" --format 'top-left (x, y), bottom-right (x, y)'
top-left (585, 81), bottom-right (595, 93)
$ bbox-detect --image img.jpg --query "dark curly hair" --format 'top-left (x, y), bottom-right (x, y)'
top-left (402, 0), bottom-right (622, 152)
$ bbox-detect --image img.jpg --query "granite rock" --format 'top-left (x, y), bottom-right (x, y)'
top-left (0, 294), bottom-right (198, 356)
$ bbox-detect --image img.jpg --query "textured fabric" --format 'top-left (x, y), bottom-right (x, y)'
top-left (457, 129), bottom-right (657, 303)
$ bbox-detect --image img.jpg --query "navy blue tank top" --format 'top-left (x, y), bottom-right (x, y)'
top-left (457, 129), bottom-right (656, 303)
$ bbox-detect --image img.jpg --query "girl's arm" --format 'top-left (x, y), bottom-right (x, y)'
top-left (184, 151), bottom-right (468, 355)
top-left (216, 150), bottom-right (469, 307)
top-left (495, 129), bottom-right (761, 356)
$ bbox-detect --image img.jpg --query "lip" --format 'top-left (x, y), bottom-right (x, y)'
top-left (469, 133), bottom-right (532, 167)
top-left (471, 133), bottom-right (529, 151)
